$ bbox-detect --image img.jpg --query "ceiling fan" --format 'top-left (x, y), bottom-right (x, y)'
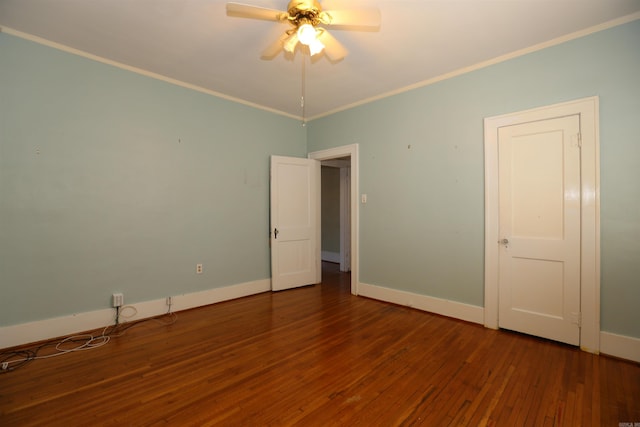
top-left (226, 0), bottom-right (381, 61)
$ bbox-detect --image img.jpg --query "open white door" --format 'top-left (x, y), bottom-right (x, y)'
top-left (270, 156), bottom-right (321, 291)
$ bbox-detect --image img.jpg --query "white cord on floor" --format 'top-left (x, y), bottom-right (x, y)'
top-left (1, 305), bottom-right (177, 372)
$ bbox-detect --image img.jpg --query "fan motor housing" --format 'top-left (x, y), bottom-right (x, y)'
top-left (287, 0), bottom-right (322, 26)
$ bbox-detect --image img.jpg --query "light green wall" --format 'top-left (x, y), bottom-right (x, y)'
top-left (2, 21), bottom-right (639, 340)
top-left (0, 33), bottom-right (306, 326)
top-left (321, 166), bottom-right (340, 254)
top-left (307, 20), bottom-right (640, 338)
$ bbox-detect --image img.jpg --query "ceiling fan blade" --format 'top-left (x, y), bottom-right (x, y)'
top-left (226, 2), bottom-right (288, 22)
top-left (317, 29), bottom-right (348, 62)
top-left (261, 33), bottom-right (289, 59)
top-left (319, 8), bottom-right (381, 28)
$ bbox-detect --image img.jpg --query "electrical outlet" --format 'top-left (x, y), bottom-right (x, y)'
top-left (196, 263), bottom-right (203, 274)
top-left (112, 293), bottom-right (124, 308)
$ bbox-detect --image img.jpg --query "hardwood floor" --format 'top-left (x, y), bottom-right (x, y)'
top-left (1, 262), bottom-right (639, 426)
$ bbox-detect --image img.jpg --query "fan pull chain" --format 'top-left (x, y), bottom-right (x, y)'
top-left (301, 54), bottom-right (306, 126)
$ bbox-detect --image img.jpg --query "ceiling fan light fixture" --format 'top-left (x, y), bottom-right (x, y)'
top-left (308, 38), bottom-right (324, 56)
top-left (227, 0), bottom-right (380, 61)
top-left (297, 23), bottom-right (318, 46)
top-left (296, 21), bottom-right (324, 56)
top-left (283, 33), bottom-right (299, 53)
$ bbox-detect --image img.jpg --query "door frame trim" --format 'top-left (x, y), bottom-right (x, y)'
top-left (309, 144), bottom-right (359, 295)
top-left (483, 97), bottom-right (600, 353)
top-left (339, 166), bottom-right (351, 272)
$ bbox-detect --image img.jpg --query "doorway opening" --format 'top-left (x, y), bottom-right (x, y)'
top-left (321, 158), bottom-right (350, 272)
top-left (309, 144), bottom-right (359, 295)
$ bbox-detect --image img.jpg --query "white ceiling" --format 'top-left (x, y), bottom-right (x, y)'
top-left (1, 0), bottom-right (639, 119)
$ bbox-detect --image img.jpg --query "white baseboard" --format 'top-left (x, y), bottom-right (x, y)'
top-left (358, 282), bottom-right (484, 325)
top-left (0, 279), bottom-right (271, 349)
top-left (7, 279), bottom-right (637, 363)
top-left (321, 250), bottom-right (340, 263)
top-left (357, 284), bottom-right (640, 363)
top-left (600, 331), bottom-right (640, 363)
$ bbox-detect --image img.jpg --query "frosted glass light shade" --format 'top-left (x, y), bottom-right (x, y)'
top-left (297, 24), bottom-right (317, 46)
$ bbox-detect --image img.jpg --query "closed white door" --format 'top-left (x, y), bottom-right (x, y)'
top-left (270, 156), bottom-right (321, 291)
top-left (498, 115), bottom-right (581, 345)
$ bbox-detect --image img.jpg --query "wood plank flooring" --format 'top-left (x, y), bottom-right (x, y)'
top-left (1, 262), bottom-right (639, 426)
